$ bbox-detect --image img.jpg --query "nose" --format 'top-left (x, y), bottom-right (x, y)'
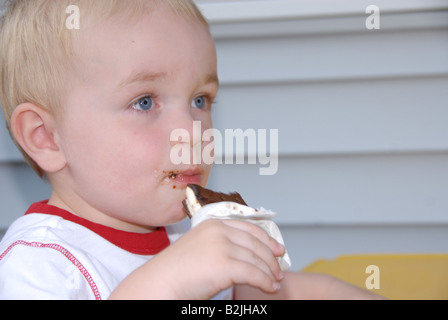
top-left (168, 111), bottom-right (202, 149)
top-left (168, 109), bottom-right (205, 166)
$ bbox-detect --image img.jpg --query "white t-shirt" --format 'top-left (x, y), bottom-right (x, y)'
top-left (0, 201), bottom-right (232, 300)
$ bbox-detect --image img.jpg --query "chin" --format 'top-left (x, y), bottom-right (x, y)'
top-left (160, 203), bottom-right (188, 226)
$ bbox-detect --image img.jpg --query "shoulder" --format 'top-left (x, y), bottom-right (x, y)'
top-left (0, 237), bottom-right (102, 299)
top-left (1, 213), bottom-right (94, 252)
top-left (0, 214), bottom-right (104, 299)
top-left (0, 214), bottom-right (106, 299)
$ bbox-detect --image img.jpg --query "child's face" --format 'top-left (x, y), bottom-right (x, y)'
top-left (53, 9), bottom-right (218, 231)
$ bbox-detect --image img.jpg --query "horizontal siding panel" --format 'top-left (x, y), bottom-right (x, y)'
top-left (209, 11), bottom-right (448, 39)
top-left (212, 76), bottom-right (448, 156)
top-left (207, 152), bottom-right (448, 225)
top-left (215, 28), bottom-right (448, 85)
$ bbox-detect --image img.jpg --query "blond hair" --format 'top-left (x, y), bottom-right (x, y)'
top-left (0, 0), bottom-right (209, 177)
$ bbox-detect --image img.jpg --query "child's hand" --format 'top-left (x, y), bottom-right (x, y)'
top-left (110, 219), bottom-right (285, 299)
top-left (162, 219), bottom-right (286, 299)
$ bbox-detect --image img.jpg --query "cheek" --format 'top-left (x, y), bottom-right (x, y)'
top-left (112, 128), bottom-right (167, 176)
top-left (63, 121), bottom-right (164, 180)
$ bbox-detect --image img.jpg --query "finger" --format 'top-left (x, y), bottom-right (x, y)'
top-left (229, 259), bottom-right (282, 293)
top-left (221, 220), bottom-right (285, 267)
top-left (222, 221), bottom-right (284, 281)
top-left (221, 219), bottom-right (277, 247)
top-left (229, 241), bottom-right (276, 279)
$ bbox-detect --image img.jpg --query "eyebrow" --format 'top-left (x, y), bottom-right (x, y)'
top-left (203, 73), bottom-right (220, 87)
top-left (118, 71), bottom-right (219, 89)
top-left (117, 71), bottom-right (168, 89)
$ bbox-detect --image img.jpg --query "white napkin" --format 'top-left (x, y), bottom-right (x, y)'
top-left (190, 202), bottom-right (292, 271)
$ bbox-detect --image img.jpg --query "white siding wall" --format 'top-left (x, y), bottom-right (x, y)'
top-left (201, 0), bottom-right (448, 269)
top-left (1, 0), bottom-right (447, 270)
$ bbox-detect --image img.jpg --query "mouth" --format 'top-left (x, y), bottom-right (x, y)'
top-left (165, 168), bottom-right (203, 187)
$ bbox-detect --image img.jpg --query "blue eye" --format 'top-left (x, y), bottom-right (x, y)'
top-left (131, 96), bottom-right (153, 111)
top-left (192, 96), bottom-right (206, 109)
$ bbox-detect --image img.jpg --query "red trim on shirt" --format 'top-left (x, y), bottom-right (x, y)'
top-left (0, 240), bottom-right (102, 300)
top-left (25, 201), bottom-right (170, 256)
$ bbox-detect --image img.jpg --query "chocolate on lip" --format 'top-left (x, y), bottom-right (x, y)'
top-left (163, 171), bottom-right (182, 180)
top-left (163, 169), bottom-right (204, 187)
top-left (168, 172), bottom-right (178, 180)
top-left (164, 168), bottom-right (203, 179)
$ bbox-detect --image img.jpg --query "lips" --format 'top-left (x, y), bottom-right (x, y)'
top-left (166, 168), bottom-right (203, 186)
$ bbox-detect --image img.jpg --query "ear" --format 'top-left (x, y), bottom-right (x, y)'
top-left (11, 103), bottom-right (66, 174)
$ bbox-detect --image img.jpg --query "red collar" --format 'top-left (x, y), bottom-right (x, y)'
top-left (25, 201), bottom-right (170, 256)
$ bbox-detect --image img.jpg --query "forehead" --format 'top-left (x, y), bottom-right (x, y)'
top-left (75, 7), bottom-right (217, 85)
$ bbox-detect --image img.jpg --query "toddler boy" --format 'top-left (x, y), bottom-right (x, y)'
top-left (0, 0), bottom-right (382, 300)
